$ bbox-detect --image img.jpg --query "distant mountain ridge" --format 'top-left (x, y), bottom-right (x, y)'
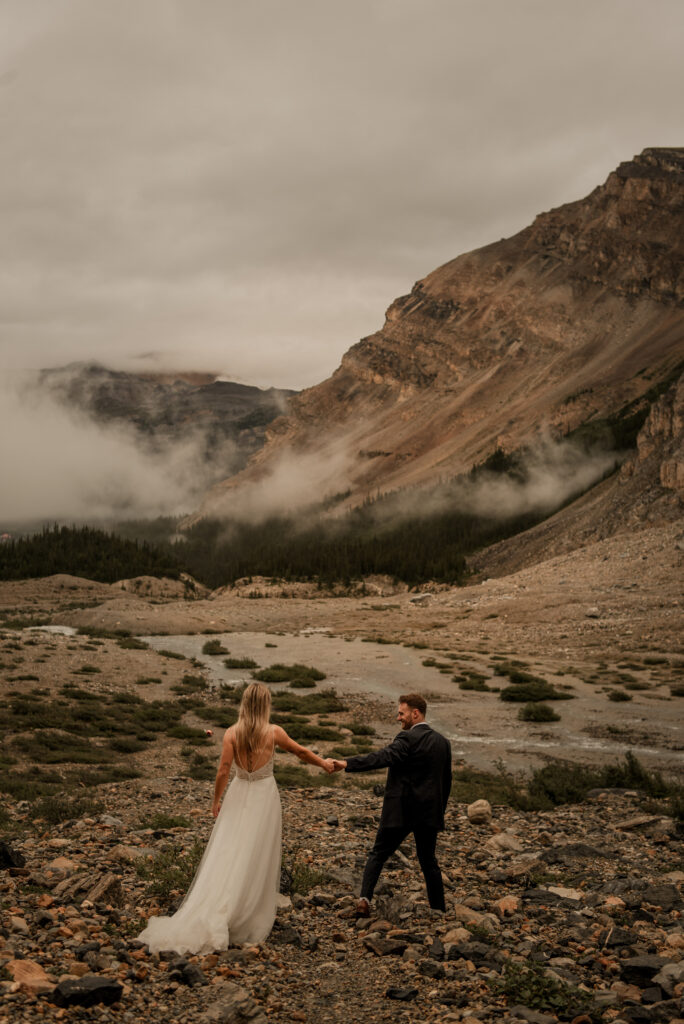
top-left (189, 147), bottom-right (683, 532)
top-left (37, 362), bottom-right (296, 474)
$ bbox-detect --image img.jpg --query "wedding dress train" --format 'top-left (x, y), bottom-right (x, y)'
top-left (138, 745), bottom-right (282, 954)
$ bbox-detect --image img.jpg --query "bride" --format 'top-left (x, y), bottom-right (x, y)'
top-left (138, 681), bottom-right (333, 954)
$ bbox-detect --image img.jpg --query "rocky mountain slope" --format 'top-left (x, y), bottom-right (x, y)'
top-left (192, 147), bottom-right (683, 525)
top-left (37, 363), bottom-right (296, 474)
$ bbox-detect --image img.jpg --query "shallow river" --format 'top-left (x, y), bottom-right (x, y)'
top-left (141, 630), bottom-right (683, 775)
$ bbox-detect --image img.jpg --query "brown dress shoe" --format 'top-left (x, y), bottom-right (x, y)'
top-left (355, 897), bottom-right (371, 918)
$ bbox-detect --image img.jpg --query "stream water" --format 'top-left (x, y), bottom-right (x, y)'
top-left (141, 630), bottom-right (683, 774)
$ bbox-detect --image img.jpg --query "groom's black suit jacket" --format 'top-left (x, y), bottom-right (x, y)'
top-left (344, 723), bottom-right (452, 831)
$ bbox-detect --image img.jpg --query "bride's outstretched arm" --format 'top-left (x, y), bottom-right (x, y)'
top-left (273, 725), bottom-right (334, 773)
top-left (212, 728), bottom-right (235, 816)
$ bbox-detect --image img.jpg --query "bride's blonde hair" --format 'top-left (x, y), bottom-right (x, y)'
top-left (233, 682), bottom-right (272, 765)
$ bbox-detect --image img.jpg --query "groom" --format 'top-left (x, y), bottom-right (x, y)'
top-left (331, 693), bottom-right (452, 915)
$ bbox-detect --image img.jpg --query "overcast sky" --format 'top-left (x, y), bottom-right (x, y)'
top-left (1, 0), bottom-right (682, 390)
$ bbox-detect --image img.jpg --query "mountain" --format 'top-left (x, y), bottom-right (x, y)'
top-left (189, 147), bottom-right (683, 531)
top-left (37, 362), bottom-right (296, 474)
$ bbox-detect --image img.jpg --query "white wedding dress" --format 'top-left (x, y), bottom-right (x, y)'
top-left (138, 731), bottom-right (282, 954)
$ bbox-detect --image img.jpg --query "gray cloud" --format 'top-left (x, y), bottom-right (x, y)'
top-left (0, 0), bottom-right (682, 389)
top-left (0, 373), bottom-right (238, 521)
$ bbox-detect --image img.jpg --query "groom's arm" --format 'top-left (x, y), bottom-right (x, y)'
top-left (343, 731), bottom-right (411, 773)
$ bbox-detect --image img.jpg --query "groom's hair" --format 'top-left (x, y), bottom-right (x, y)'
top-left (399, 693), bottom-right (426, 716)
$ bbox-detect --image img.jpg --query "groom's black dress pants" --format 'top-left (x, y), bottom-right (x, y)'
top-left (360, 824), bottom-right (445, 911)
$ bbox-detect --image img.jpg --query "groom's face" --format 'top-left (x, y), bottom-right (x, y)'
top-left (397, 702), bottom-right (417, 730)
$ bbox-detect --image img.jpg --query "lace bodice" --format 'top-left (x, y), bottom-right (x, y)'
top-left (233, 755), bottom-right (274, 782)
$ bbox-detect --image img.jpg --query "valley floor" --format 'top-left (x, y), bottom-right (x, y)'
top-left (0, 520), bottom-right (682, 1022)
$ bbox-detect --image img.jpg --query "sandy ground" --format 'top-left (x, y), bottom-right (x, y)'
top-left (1, 520), bottom-right (682, 778)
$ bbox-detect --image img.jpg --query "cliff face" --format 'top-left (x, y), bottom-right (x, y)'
top-left (626, 371), bottom-right (684, 495)
top-left (193, 148), bottom-right (684, 521)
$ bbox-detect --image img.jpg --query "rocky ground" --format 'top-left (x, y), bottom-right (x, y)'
top-left (0, 520), bottom-right (682, 1022)
top-left (1, 780), bottom-right (683, 1024)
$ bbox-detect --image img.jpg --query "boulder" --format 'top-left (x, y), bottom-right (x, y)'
top-left (7, 959), bottom-right (55, 995)
top-left (86, 872), bottom-right (125, 907)
top-left (0, 841), bottom-right (25, 869)
top-left (652, 962), bottom-right (684, 997)
top-left (50, 975), bottom-right (123, 1008)
top-left (620, 956), bottom-right (669, 988)
top-left (467, 800), bottom-right (492, 825)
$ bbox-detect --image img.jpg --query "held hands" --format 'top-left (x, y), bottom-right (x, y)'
top-left (321, 758), bottom-right (347, 774)
top-left (331, 759), bottom-right (347, 772)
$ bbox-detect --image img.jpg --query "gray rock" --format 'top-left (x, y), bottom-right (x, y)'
top-left (49, 975), bottom-right (123, 1008)
top-left (540, 843), bottom-right (608, 865)
top-left (364, 934), bottom-right (409, 956)
top-left (385, 986), bottom-right (418, 1001)
top-left (202, 982), bottom-right (268, 1023)
top-left (620, 955), bottom-right (669, 988)
top-left (603, 925), bottom-right (638, 947)
top-left (653, 961), bottom-right (684, 996)
top-left (0, 841), bottom-right (25, 869)
top-left (86, 873), bottom-right (125, 907)
top-left (467, 799), bottom-right (492, 825)
top-left (642, 883), bottom-right (681, 910)
top-left (508, 1007), bottom-right (557, 1024)
top-left (269, 923), bottom-right (303, 947)
top-left (418, 958), bottom-right (445, 979)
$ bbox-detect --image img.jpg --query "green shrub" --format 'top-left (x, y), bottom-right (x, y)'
top-left (279, 722), bottom-right (343, 742)
top-left (458, 677), bottom-right (491, 692)
top-left (290, 677), bottom-right (316, 688)
top-left (282, 847), bottom-right (331, 894)
top-left (171, 674), bottom-right (208, 694)
top-left (166, 724), bottom-right (211, 745)
top-left (202, 639), bottom-right (228, 655)
top-left (108, 737), bottom-right (147, 753)
top-left (608, 689), bottom-right (632, 702)
top-left (72, 765), bottom-right (141, 786)
top-left (206, 706), bottom-right (238, 728)
top-left (500, 681), bottom-right (570, 702)
top-left (224, 657), bottom-right (258, 669)
top-left (274, 765), bottom-right (336, 789)
top-left (137, 840), bottom-right (205, 905)
top-left (139, 812), bottom-right (191, 830)
top-left (136, 676), bottom-right (162, 685)
top-left (518, 703), bottom-right (561, 723)
top-left (13, 730), bottom-right (113, 765)
top-left (253, 663), bottom-right (326, 685)
top-left (349, 722), bottom-right (375, 736)
top-left (490, 960), bottom-right (597, 1020)
top-left (329, 745), bottom-right (362, 757)
top-left (0, 767), bottom-right (64, 801)
top-left (186, 753), bottom-right (215, 780)
top-left (670, 684), bottom-right (684, 697)
top-left (157, 649), bottom-right (186, 660)
top-left (117, 637), bottom-right (149, 650)
top-left (32, 793), bottom-right (104, 824)
top-left (271, 689), bottom-right (344, 714)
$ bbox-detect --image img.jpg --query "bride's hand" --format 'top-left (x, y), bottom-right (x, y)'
top-left (322, 759), bottom-right (336, 774)
top-left (212, 801), bottom-right (221, 817)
